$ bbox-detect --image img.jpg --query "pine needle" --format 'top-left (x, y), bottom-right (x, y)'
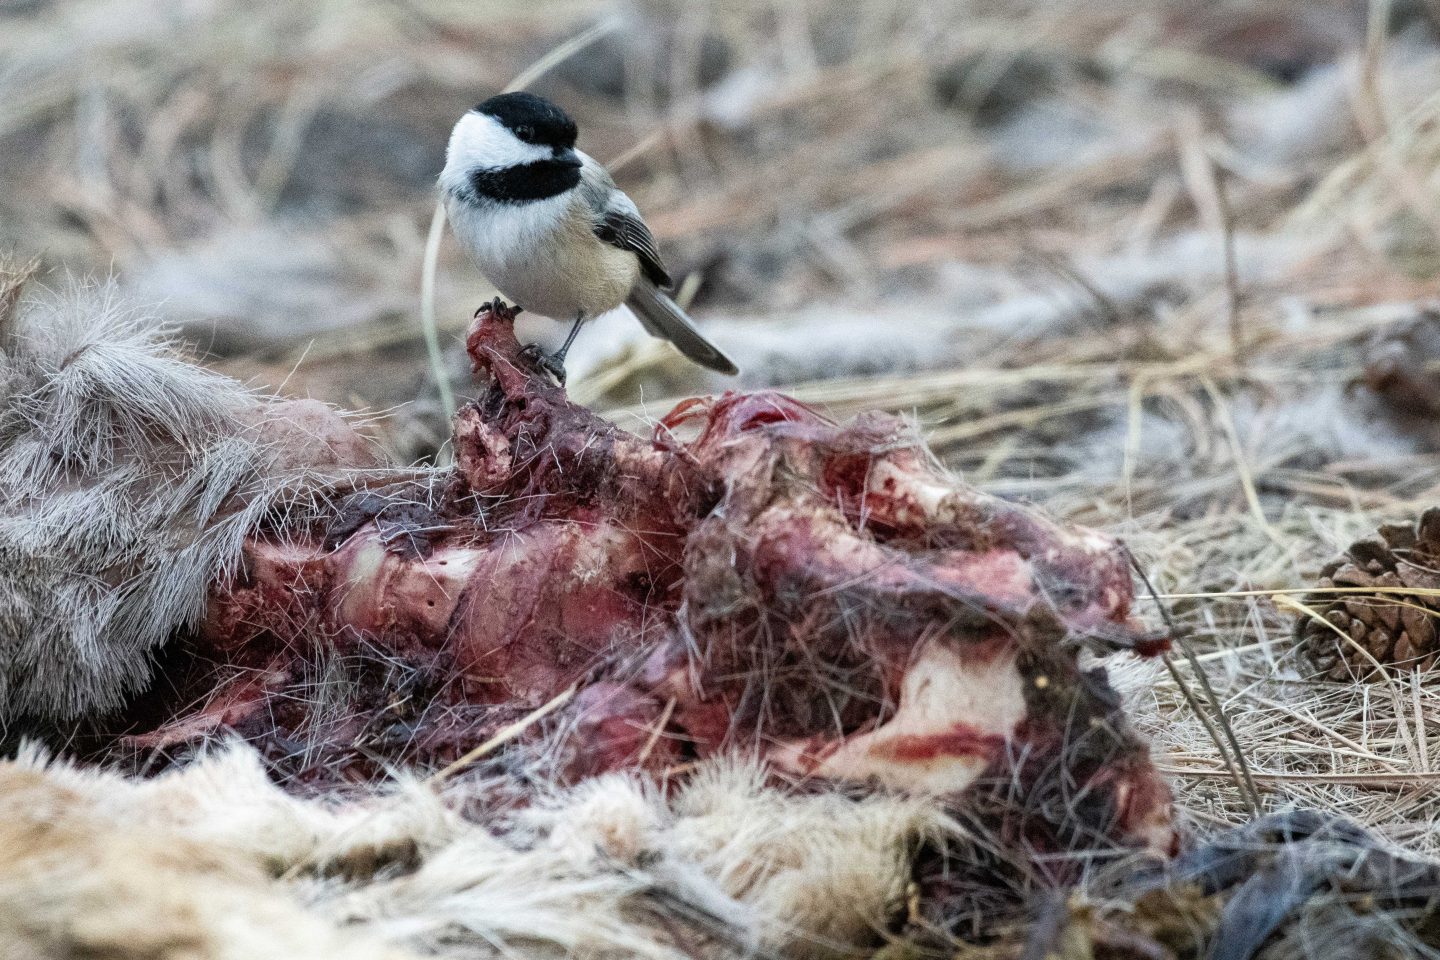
top-left (428, 684), bottom-right (578, 787)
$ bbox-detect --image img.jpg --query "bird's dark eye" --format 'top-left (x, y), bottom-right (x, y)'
top-left (515, 125), bottom-right (535, 142)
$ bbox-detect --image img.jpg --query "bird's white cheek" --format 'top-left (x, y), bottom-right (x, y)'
top-left (444, 112), bottom-right (552, 173)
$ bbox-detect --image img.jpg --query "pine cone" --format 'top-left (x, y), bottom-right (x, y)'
top-left (1296, 508), bottom-right (1440, 680)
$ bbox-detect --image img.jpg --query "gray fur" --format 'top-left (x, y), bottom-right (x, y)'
top-left (0, 277), bottom-right (359, 721)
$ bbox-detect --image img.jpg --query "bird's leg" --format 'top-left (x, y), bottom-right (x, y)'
top-left (551, 313), bottom-right (585, 366)
top-left (520, 313), bottom-right (585, 386)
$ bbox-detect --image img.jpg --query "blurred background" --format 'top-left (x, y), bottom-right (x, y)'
top-left (2, 0), bottom-right (1439, 469)
top-left (9, 0), bottom-right (1440, 841)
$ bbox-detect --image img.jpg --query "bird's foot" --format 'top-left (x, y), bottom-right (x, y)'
top-left (518, 343), bottom-right (568, 386)
top-left (473, 297), bottom-right (523, 320)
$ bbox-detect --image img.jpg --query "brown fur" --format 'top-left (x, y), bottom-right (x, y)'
top-left (0, 762), bottom-right (414, 960)
top-left (0, 746), bottom-right (937, 960)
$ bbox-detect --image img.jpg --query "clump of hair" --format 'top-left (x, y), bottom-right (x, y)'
top-left (0, 263), bottom-right (379, 722)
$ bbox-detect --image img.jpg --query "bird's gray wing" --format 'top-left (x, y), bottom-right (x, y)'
top-left (578, 154), bottom-right (672, 288)
top-left (595, 205), bottom-right (671, 288)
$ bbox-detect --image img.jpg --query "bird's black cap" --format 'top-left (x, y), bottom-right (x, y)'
top-left (475, 92), bottom-right (578, 149)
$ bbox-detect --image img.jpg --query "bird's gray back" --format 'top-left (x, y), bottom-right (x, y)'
top-left (577, 152), bottom-right (637, 221)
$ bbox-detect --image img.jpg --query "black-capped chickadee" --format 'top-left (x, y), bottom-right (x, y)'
top-left (440, 92), bottom-right (738, 382)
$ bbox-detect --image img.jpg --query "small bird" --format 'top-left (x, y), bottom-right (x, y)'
top-left (439, 92), bottom-right (738, 382)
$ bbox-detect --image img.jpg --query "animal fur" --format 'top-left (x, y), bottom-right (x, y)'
top-left (0, 745), bottom-right (424, 960)
top-left (0, 266), bottom-right (381, 722)
top-left (0, 743), bottom-right (937, 960)
top-left (0, 273), bottom-right (1166, 957)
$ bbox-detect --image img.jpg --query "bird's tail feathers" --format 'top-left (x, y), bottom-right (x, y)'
top-left (625, 282), bottom-right (738, 375)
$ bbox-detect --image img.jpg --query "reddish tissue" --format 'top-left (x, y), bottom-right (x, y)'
top-left (134, 303), bottom-right (1175, 860)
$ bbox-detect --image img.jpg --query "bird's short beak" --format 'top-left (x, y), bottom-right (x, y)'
top-left (554, 147), bottom-right (581, 168)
